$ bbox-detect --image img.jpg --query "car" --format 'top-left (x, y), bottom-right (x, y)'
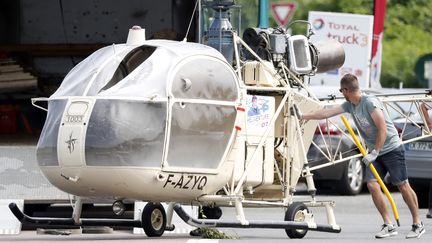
top-left (305, 87), bottom-right (409, 195)
top-left (393, 106), bottom-right (432, 208)
top-left (307, 116), bottom-right (364, 195)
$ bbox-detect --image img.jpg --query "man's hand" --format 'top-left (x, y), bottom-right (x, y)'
top-left (362, 149), bottom-right (379, 167)
top-left (291, 104), bottom-right (303, 120)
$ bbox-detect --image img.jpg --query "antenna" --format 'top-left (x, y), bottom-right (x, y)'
top-left (183, 0), bottom-right (200, 42)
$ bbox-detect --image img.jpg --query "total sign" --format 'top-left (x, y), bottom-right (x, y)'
top-left (308, 11), bottom-right (374, 88)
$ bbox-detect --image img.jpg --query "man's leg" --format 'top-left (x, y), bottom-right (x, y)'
top-left (367, 181), bottom-right (392, 224)
top-left (398, 182), bottom-right (421, 224)
top-left (399, 182), bottom-right (426, 238)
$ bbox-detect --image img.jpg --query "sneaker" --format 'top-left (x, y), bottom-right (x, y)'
top-left (406, 222), bottom-right (425, 239)
top-left (375, 224), bottom-right (398, 239)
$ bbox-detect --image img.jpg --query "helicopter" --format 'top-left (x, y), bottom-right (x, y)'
top-left (9, 0), bottom-right (432, 239)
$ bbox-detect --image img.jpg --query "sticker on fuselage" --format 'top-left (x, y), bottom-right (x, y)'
top-left (247, 95), bottom-right (272, 128)
top-left (66, 114), bottom-right (84, 123)
top-left (65, 132), bottom-right (77, 154)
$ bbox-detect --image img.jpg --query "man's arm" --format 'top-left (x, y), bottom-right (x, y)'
top-left (302, 105), bottom-right (345, 120)
top-left (362, 107), bottom-right (387, 167)
top-left (370, 107), bottom-right (387, 152)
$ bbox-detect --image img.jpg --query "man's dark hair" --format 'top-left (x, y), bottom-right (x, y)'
top-left (340, 73), bottom-right (359, 91)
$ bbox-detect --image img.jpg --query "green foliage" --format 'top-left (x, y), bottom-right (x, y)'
top-left (236, 0), bottom-right (259, 34)
top-left (382, 24), bottom-right (431, 87)
top-left (190, 228), bottom-right (235, 239)
top-left (382, 0), bottom-right (432, 87)
top-left (233, 0), bottom-right (432, 87)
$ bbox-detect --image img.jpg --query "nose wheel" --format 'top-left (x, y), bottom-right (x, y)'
top-left (285, 202), bottom-right (309, 239)
top-left (142, 202), bottom-right (166, 237)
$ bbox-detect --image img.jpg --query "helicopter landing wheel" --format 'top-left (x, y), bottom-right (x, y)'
top-left (284, 202), bottom-right (309, 239)
top-left (142, 202), bottom-right (166, 237)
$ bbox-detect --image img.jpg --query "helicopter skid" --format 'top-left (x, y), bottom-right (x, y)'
top-left (8, 202), bottom-right (340, 234)
top-left (173, 203), bottom-right (341, 233)
top-left (8, 202), bottom-right (143, 228)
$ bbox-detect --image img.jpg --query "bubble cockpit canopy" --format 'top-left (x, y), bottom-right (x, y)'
top-left (38, 40), bottom-right (240, 172)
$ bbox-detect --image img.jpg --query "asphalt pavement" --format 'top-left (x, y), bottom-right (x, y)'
top-left (1, 193), bottom-right (431, 242)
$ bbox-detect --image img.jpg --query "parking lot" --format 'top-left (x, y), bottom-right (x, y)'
top-left (0, 193), bottom-right (431, 242)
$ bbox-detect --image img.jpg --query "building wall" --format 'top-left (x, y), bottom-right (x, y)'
top-left (19, 0), bottom-right (174, 44)
top-left (0, 0), bottom-right (197, 96)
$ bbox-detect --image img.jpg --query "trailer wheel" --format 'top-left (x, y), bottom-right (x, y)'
top-left (142, 202), bottom-right (166, 237)
top-left (284, 202), bottom-right (309, 239)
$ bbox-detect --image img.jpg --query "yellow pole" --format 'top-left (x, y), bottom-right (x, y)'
top-left (341, 115), bottom-right (400, 226)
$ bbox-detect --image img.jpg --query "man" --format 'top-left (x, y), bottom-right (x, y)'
top-left (298, 74), bottom-right (425, 239)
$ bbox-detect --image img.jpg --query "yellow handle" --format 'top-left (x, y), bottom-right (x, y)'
top-left (341, 115), bottom-right (400, 226)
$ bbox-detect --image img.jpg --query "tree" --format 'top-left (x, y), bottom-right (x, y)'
top-left (381, 0), bottom-right (432, 87)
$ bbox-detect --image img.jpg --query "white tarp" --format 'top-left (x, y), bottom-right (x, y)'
top-left (39, 40), bottom-right (239, 170)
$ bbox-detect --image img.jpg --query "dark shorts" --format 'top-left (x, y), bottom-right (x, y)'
top-left (365, 145), bottom-right (408, 186)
